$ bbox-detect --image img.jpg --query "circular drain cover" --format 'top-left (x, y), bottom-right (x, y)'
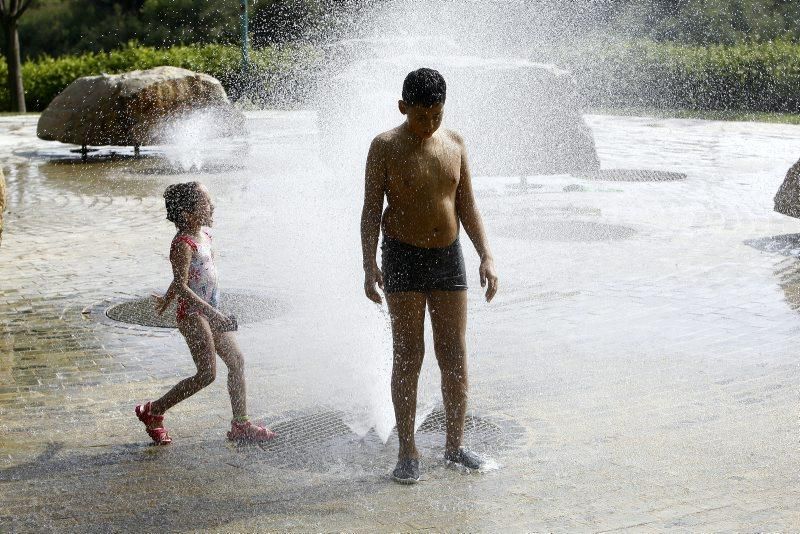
top-left (417, 410), bottom-right (503, 443)
top-left (256, 409), bottom-right (517, 472)
top-left (576, 169), bottom-right (686, 182)
top-left (497, 220), bottom-right (636, 242)
top-left (106, 290), bottom-right (286, 328)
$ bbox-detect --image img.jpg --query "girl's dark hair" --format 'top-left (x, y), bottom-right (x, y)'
top-left (163, 181), bottom-right (202, 228)
top-left (402, 68), bottom-right (446, 107)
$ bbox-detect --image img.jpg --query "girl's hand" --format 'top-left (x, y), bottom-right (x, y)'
top-left (151, 293), bottom-right (172, 315)
top-left (210, 311), bottom-right (236, 331)
top-left (479, 257), bottom-right (498, 303)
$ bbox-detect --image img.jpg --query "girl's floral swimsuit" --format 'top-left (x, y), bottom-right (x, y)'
top-left (172, 231), bottom-right (219, 322)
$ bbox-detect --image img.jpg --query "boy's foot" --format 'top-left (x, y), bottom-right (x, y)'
top-left (391, 458), bottom-right (420, 484)
top-left (227, 420), bottom-right (277, 442)
top-left (134, 402), bottom-right (172, 445)
top-left (444, 447), bottom-right (484, 470)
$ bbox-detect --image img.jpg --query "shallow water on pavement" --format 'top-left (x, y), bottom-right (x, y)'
top-left (2, 112), bottom-right (800, 531)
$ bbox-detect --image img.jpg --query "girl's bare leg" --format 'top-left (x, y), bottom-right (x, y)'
top-left (149, 315), bottom-right (217, 421)
top-left (212, 330), bottom-right (247, 420)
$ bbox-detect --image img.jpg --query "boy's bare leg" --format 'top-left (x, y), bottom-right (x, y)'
top-left (428, 290), bottom-right (468, 456)
top-left (150, 316), bottom-right (217, 420)
top-left (213, 330), bottom-right (247, 420)
top-left (386, 291), bottom-right (427, 460)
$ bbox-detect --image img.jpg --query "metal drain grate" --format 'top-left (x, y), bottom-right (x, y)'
top-left (105, 291), bottom-right (287, 328)
top-left (260, 411), bottom-right (354, 452)
top-left (418, 409), bottom-right (504, 445)
top-left (575, 169), bottom-right (686, 182)
top-left (257, 410), bottom-right (382, 471)
top-left (254, 408), bottom-right (518, 471)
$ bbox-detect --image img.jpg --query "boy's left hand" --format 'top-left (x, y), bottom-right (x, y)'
top-left (479, 257), bottom-right (498, 302)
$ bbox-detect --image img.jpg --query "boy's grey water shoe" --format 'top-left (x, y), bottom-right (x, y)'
top-left (444, 448), bottom-right (484, 470)
top-left (391, 458), bottom-right (420, 484)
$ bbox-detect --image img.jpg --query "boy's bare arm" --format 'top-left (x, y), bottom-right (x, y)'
top-left (361, 137), bottom-right (386, 303)
top-left (454, 137), bottom-right (498, 302)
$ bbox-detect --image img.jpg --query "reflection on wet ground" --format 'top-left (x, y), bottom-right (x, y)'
top-left (2, 112), bottom-right (800, 531)
top-left (495, 219), bottom-right (637, 241)
top-left (577, 168), bottom-right (687, 181)
top-left (745, 233), bottom-right (800, 256)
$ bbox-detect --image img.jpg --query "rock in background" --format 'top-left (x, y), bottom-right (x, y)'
top-left (314, 45), bottom-right (600, 176)
top-left (36, 66), bottom-right (245, 148)
top-left (774, 158), bottom-right (800, 218)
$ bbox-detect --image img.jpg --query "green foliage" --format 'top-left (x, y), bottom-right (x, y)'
top-left (6, 0), bottom-right (800, 65)
top-left (0, 42), bottom-right (317, 111)
top-left (571, 39), bottom-right (800, 113)
top-left (12, 0), bottom-right (331, 60)
top-left (588, 0), bottom-right (800, 44)
top-left (138, 0), bottom-right (241, 47)
top-left (0, 38), bottom-right (797, 114)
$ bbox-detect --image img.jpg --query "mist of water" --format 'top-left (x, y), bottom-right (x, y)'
top-left (308, 0), bottom-right (599, 177)
top-left (158, 0), bottom-right (603, 443)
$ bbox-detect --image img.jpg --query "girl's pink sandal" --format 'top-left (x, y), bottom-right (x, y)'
top-left (227, 420), bottom-right (276, 442)
top-left (135, 401), bottom-right (172, 445)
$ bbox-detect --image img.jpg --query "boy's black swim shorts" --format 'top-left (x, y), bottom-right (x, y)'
top-left (381, 235), bottom-right (468, 294)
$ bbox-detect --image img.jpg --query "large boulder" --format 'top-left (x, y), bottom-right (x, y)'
top-left (774, 158), bottom-right (800, 218)
top-left (313, 41), bottom-right (599, 175)
top-left (37, 66), bottom-right (245, 147)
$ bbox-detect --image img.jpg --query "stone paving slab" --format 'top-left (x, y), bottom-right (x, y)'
top-left (1, 112), bottom-right (800, 531)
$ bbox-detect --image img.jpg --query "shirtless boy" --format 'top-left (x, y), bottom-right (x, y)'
top-left (361, 68), bottom-right (499, 484)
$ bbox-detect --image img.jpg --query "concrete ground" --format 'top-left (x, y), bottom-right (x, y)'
top-left (1, 112), bottom-right (800, 532)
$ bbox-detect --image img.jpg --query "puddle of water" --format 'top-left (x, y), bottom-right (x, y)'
top-left (3, 110), bottom-right (800, 446)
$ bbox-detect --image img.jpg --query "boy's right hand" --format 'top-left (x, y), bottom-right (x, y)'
top-left (364, 264), bottom-right (384, 304)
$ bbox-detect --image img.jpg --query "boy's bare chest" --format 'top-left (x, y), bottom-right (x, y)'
top-left (386, 146), bottom-right (460, 194)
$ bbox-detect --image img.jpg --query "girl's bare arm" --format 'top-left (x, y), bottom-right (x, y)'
top-left (153, 281), bottom-right (177, 315)
top-left (170, 241), bottom-right (228, 322)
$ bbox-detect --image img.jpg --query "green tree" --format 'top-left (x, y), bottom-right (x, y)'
top-left (17, 0), bottom-right (146, 58)
top-left (0, 0), bottom-right (33, 111)
top-left (139, 0), bottom-right (240, 47)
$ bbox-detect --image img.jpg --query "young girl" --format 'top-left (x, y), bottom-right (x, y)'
top-left (135, 181), bottom-right (275, 445)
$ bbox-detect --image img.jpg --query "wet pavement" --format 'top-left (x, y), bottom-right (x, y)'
top-left (1, 112), bottom-right (800, 532)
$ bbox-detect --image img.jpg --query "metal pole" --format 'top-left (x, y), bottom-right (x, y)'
top-left (239, 0), bottom-right (250, 73)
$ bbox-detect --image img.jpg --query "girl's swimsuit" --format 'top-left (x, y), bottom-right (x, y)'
top-left (172, 231), bottom-right (219, 321)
